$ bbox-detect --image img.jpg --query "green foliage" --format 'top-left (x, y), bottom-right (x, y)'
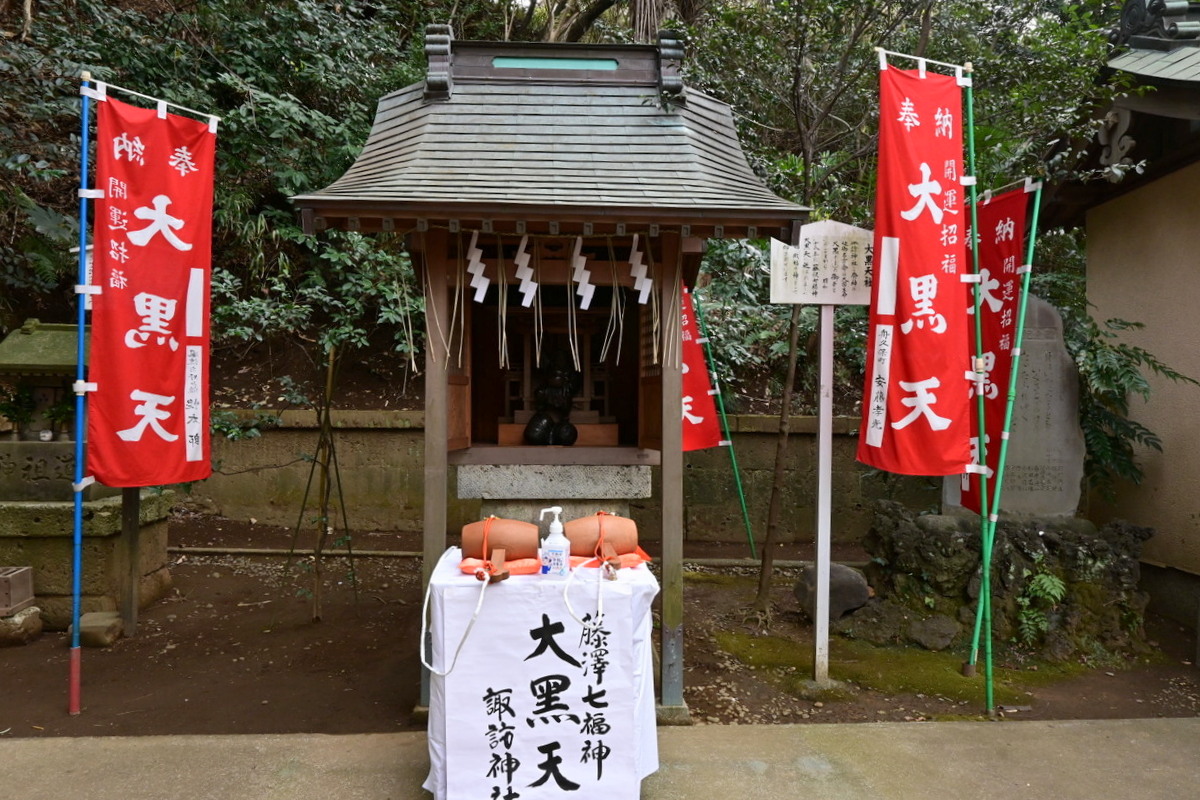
top-left (3, 0), bottom-right (1190, 502)
top-left (44, 396), bottom-right (75, 429)
top-left (210, 408), bottom-right (282, 441)
top-left (3, 0), bottom-right (431, 365)
top-left (0, 383), bottom-right (37, 425)
top-left (1015, 556), bottom-right (1067, 647)
top-left (695, 239), bottom-right (866, 414)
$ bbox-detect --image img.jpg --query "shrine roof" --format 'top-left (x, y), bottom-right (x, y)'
top-left (1108, 0), bottom-right (1200, 85)
top-left (291, 28), bottom-right (807, 239)
top-left (1041, 2), bottom-right (1200, 227)
top-left (0, 320), bottom-right (86, 378)
top-left (1109, 45), bottom-right (1200, 83)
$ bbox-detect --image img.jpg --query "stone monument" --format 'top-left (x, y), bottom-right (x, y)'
top-left (943, 296), bottom-right (1086, 517)
top-left (0, 320), bottom-right (172, 629)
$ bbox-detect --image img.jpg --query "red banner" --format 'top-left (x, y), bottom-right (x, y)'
top-left (858, 66), bottom-right (972, 476)
top-left (681, 288), bottom-right (722, 452)
top-left (960, 188), bottom-right (1030, 512)
top-left (87, 97), bottom-right (215, 487)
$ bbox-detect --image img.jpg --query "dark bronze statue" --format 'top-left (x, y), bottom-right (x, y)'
top-left (524, 350), bottom-right (581, 446)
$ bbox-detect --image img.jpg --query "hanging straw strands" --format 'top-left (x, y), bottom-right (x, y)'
top-left (494, 233), bottom-right (511, 370)
top-left (643, 236), bottom-right (662, 365)
top-left (662, 244), bottom-right (684, 371)
top-left (415, 223), bottom-right (676, 372)
top-left (564, 238), bottom-right (582, 372)
top-left (420, 231), bottom-right (453, 367)
top-left (533, 243), bottom-right (545, 368)
top-left (600, 237), bottom-right (626, 365)
top-left (450, 231), bottom-right (468, 368)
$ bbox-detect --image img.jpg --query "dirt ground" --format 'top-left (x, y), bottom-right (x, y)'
top-left (2, 511), bottom-right (1199, 739)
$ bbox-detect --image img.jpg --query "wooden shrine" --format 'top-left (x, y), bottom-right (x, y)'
top-left (292, 25), bottom-right (808, 720)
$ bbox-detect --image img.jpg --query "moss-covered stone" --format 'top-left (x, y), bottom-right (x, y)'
top-left (861, 501), bottom-right (1153, 661)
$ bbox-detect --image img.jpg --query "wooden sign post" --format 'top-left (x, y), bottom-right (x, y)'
top-left (771, 221), bottom-right (872, 684)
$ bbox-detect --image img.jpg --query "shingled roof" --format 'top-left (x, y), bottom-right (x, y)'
top-left (1042, 0), bottom-right (1200, 226)
top-left (291, 27), bottom-right (807, 239)
top-left (1108, 0), bottom-right (1200, 84)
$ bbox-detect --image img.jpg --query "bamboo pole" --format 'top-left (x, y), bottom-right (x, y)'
top-left (968, 182), bottom-right (1045, 669)
top-left (960, 66), bottom-right (998, 714)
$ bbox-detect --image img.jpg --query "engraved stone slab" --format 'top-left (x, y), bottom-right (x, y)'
top-left (943, 296), bottom-right (1086, 516)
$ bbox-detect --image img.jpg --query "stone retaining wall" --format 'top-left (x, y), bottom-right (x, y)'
top-left (196, 410), bottom-right (939, 544)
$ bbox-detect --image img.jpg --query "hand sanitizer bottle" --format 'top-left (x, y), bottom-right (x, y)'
top-left (539, 506), bottom-right (570, 578)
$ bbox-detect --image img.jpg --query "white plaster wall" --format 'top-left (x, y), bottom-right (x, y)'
top-left (1086, 160), bottom-right (1200, 575)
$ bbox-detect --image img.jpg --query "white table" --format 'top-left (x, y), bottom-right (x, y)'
top-left (423, 547), bottom-right (659, 799)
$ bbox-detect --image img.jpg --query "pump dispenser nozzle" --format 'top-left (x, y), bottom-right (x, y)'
top-left (540, 506), bottom-right (564, 532)
top-left (539, 506), bottom-right (569, 577)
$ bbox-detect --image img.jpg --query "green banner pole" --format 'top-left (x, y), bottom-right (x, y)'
top-left (986, 182), bottom-right (1043, 523)
top-left (959, 64), bottom-right (998, 714)
top-left (692, 290), bottom-right (758, 559)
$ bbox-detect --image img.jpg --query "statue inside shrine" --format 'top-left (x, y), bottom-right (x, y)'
top-left (523, 350), bottom-right (581, 446)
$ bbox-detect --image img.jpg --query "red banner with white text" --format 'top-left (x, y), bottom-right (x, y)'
top-left (857, 66), bottom-right (972, 476)
top-left (87, 97), bottom-right (215, 487)
top-left (681, 288), bottom-right (722, 452)
top-left (959, 188), bottom-right (1030, 512)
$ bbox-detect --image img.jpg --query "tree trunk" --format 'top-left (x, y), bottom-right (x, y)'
top-left (754, 304), bottom-right (804, 610)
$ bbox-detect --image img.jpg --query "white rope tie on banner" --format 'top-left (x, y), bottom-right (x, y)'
top-left (80, 83), bottom-right (106, 102)
top-left (965, 464), bottom-right (989, 475)
top-left (1024, 177), bottom-right (1042, 193)
top-left (1016, 264), bottom-right (1032, 275)
top-left (874, 48), bottom-right (972, 77)
top-left (72, 381), bottom-right (97, 395)
top-left (74, 284), bottom-right (101, 296)
top-left (960, 273), bottom-right (982, 283)
top-left (77, 189), bottom-right (104, 199)
top-left (960, 175), bottom-right (977, 186)
top-left (72, 476), bottom-right (95, 492)
top-left (82, 79), bottom-right (221, 131)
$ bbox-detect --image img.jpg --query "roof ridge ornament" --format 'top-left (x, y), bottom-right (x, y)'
top-left (425, 24), bottom-right (454, 101)
top-left (657, 30), bottom-right (686, 106)
top-left (1111, 0), bottom-right (1200, 49)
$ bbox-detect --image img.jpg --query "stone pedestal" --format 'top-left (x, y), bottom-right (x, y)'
top-left (0, 490), bottom-right (173, 629)
top-left (457, 464), bottom-right (651, 537)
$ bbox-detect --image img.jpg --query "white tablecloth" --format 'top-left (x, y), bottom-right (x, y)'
top-left (423, 547), bottom-right (659, 799)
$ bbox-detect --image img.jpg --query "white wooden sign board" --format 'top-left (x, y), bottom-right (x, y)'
top-left (770, 220), bottom-right (874, 307)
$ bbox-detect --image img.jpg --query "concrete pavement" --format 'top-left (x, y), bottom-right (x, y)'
top-left (2, 718), bottom-right (1197, 799)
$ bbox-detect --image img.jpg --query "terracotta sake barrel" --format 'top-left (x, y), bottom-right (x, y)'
top-left (564, 513), bottom-right (639, 557)
top-left (460, 517), bottom-right (540, 560)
